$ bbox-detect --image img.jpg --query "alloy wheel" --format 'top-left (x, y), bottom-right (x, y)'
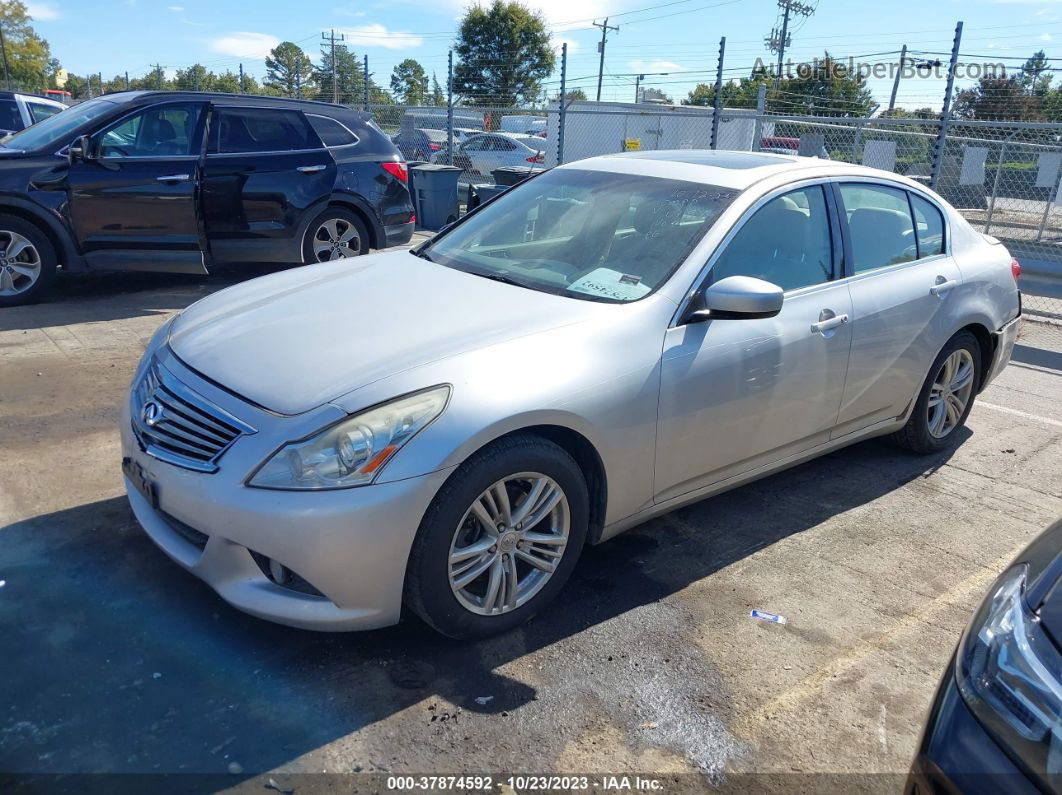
top-left (927, 348), bottom-right (975, 438)
top-left (0, 231), bottom-right (41, 297)
top-left (311, 218), bottom-right (361, 262)
top-left (448, 472), bottom-right (570, 616)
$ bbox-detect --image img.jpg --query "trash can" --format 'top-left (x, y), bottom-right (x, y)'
top-left (410, 164), bottom-right (461, 231)
top-left (467, 184), bottom-right (509, 212)
top-left (404, 160), bottom-right (426, 220)
top-left (491, 166), bottom-right (538, 188)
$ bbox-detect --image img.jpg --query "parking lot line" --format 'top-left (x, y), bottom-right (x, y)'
top-left (976, 401), bottom-right (1062, 429)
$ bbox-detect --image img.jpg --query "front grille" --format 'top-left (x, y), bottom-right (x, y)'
top-left (160, 511), bottom-right (209, 550)
top-left (131, 360), bottom-right (255, 473)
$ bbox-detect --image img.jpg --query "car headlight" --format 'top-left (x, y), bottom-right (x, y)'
top-left (956, 564), bottom-right (1062, 788)
top-left (248, 385), bottom-right (450, 490)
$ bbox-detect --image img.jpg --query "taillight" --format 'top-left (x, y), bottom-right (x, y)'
top-left (1010, 257), bottom-right (1022, 281)
top-left (527, 152), bottom-right (544, 164)
top-left (381, 162), bottom-right (408, 183)
top-left (429, 143), bottom-right (441, 151)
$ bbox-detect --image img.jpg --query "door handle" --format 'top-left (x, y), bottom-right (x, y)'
top-left (156, 173), bottom-right (190, 183)
top-left (297, 164), bottom-right (327, 173)
top-left (930, 278), bottom-right (959, 296)
top-left (810, 314), bottom-right (849, 334)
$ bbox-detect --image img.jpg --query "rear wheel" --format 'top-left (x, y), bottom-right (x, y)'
top-left (891, 330), bottom-right (981, 454)
top-left (302, 208), bottom-right (369, 263)
top-left (405, 435), bottom-right (589, 639)
top-left (0, 215), bottom-right (57, 307)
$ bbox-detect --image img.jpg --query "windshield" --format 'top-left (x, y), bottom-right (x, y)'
top-left (423, 168), bottom-right (737, 303)
top-left (1, 97), bottom-right (119, 151)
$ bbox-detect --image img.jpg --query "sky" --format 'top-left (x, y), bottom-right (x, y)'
top-left (23, 0), bottom-right (1062, 111)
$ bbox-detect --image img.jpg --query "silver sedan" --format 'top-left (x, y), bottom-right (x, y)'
top-left (122, 151), bottom-right (1021, 638)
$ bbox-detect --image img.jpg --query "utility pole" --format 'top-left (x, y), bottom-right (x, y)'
top-left (322, 29), bottom-right (345, 103)
top-left (887, 44), bottom-right (907, 113)
top-left (295, 63), bottom-right (301, 98)
top-left (98, 72), bottom-right (103, 95)
top-left (766, 0), bottom-right (814, 92)
top-left (125, 71), bottom-right (130, 91)
top-left (0, 23), bottom-right (9, 91)
top-left (593, 17), bottom-right (618, 102)
top-left (154, 63), bottom-right (164, 90)
top-left (239, 63), bottom-right (245, 94)
top-left (930, 20), bottom-right (963, 190)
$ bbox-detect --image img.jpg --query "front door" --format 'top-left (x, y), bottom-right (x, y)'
top-left (655, 183), bottom-right (853, 503)
top-left (66, 101), bottom-right (207, 271)
top-left (201, 105), bottom-right (335, 264)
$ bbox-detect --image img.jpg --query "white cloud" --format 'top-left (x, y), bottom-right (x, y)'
top-left (553, 38), bottom-right (579, 56)
top-left (26, 2), bottom-right (60, 20)
top-left (629, 59), bottom-right (684, 73)
top-left (1040, 32), bottom-right (1054, 40)
top-left (208, 31), bottom-right (281, 60)
top-left (337, 24), bottom-right (424, 50)
top-left (167, 4), bottom-right (184, 10)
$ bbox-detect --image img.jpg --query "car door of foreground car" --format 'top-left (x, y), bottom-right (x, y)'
top-left (654, 182), bottom-right (854, 503)
top-left (65, 100), bottom-right (209, 273)
top-left (830, 181), bottom-right (961, 437)
top-left (200, 105), bottom-right (336, 263)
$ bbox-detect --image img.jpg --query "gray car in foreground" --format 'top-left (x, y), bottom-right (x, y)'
top-left (122, 151), bottom-right (1021, 638)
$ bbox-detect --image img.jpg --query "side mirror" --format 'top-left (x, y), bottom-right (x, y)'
top-left (686, 275), bottom-right (784, 323)
top-left (68, 134), bottom-right (92, 163)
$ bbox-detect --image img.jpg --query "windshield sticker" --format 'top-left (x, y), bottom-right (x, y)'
top-left (569, 268), bottom-right (651, 301)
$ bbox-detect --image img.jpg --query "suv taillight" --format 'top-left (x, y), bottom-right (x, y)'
top-left (381, 162), bottom-right (408, 183)
top-left (1010, 257), bottom-right (1022, 281)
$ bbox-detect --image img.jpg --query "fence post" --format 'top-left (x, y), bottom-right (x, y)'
top-left (446, 50), bottom-right (454, 167)
top-left (363, 55), bottom-right (369, 110)
top-left (558, 42), bottom-right (567, 166)
top-left (711, 36), bottom-right (725, 150)
top-left (984, 131), bottom-right (1016, 234)
top-left (930, 20), bottom-right (963, 190)
top-left (752, 84), bottom-right (766, 152)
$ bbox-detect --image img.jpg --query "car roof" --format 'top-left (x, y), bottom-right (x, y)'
top-left (563, 149), bottom-right (918, 191)
top-left (99, 90), bottom-right (362, 116)
top-left (0, 90), bottom-right (65, 105)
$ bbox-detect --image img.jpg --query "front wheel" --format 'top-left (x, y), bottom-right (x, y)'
top-left (0, 215), bottom-right (58, 307)
top-left (405, 435), bottom-right (589, 639)
top-left (891, 330), bottom-right (981, 454)
top-left (303, 208), bottom-right (368, 264)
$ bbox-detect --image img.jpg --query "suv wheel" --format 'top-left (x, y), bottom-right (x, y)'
top-left (0, 215), bottom-right (57, 307)
top-left (892, 330), bottom-right (981, 454)
top-left (405, 435), bottom-right (589, 639)
top-left (303, 208), bottom-right (368, 263)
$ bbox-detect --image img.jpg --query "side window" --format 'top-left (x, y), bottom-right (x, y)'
top-left (0, 99), bottom-right (23, 131)
top-left (97, 103), bottom-right (204, 158)
top-left (497, 138), bottom-right (517, 151)
top-left (210, 107), bottom-right (319, 154)
top-left (306, 115), bottom-right (357, 147)
top-left (464, 137), bottom-right (484, 151)
top-left (839, 184), bottom-right (917, 272)
top-left (28, 102), bottom-right (62, 123)
top-left (910, 193), bottom-right (945, 258)
top-left (711, 186), bottom-right (834, 291)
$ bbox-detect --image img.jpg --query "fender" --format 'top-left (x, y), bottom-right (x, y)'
top-left (293, 191), bottom-right (385, 253)
top-left (0, 195), bottom-right (85, 271)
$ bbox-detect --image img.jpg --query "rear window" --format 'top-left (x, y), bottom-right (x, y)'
top-left (839, 183), bottom-right (917, 273)
top-left (28, 102), bottom-right (62, 123)
top-left (911, 194), bottom-right (945, 257)
top-left (210, 107), bottom-right (319, 154)
top-left (307, 114), bottom-right (358, 147)
top-left (0, 99), bottom-right (23, 132)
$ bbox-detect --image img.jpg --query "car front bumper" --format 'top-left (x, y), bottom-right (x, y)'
top-left (120, 400), bottom-right (454, 632)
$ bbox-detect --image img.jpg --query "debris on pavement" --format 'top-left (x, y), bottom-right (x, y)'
top-left (474, 695), bottom-right (494, 705)
top-left (750, 609), bottom-right (788, 625)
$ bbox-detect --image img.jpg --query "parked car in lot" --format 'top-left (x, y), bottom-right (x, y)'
top-left (392, 126), bottom-right (449, 161)
top-left (0, 91), bottom-right (66, 136)
top-left (439, 132), bottom-right (546, 177)
top-left (907, 518), bottom-right (1062, 794)
top-left (499, 114), bottom-right (546, 135)
top-left (0, 91), bottom-right (414, 306)
top-left (122, 150), bottom-right (1021, 638)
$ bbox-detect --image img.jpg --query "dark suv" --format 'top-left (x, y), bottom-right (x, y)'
top-left (0, 91), bottom-right (414, 306)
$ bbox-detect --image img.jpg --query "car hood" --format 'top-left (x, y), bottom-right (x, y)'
top-left (168, 251), bottom-right (603, 415)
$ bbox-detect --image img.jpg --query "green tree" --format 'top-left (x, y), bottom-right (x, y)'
top-left (174, 64), bottom-right (212, 92)
top-left (265, 41), bottom-right (315, 97)
top-left (553, 87), bottom-right (586, 101)
top-left (390, 58), bottom-right (428, 105)
top-left (453, 0), bottom-right (554, 106)
top-left (0, 0), bottom-right (52, 91)
top-left (315, 43), bottom-right (363, 103)
top-left (430, 72), bottom-right (445, 106)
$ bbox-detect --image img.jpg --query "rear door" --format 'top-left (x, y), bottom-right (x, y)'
top-left (832, 181), bottom-right (961, 436)
top-left (201, 105), bottom-right (335, 263)
top-left (66, 100), bottom-right (208, 272)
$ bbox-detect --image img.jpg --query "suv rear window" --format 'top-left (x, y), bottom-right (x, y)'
top-left (306, 114), bottom-right (357, 147)
top-left (210, 107), bottom-right (319, 154)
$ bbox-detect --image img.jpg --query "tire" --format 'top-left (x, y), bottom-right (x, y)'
top-left (0, 214), bottom-right (58, 307)
top-left (302, 207), bottom-right (369, 264)
top-left (405, 435), bottom-right (590, 639)
top-left (891, 330), bottom-right (982, 454)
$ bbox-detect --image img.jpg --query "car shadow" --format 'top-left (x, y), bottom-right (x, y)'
top-left (0, 429), bottom-right (967, 778)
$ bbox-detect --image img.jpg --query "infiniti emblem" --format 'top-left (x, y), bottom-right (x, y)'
top-left (142, 401), bottom-right (162, 427)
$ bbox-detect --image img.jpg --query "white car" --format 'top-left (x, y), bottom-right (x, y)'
top-left (499, 114), bottom-right (546, 135)
top-left (444, 132), bottom-right (546, 177)
top-left (0, 91), bottom-right (66, 136)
